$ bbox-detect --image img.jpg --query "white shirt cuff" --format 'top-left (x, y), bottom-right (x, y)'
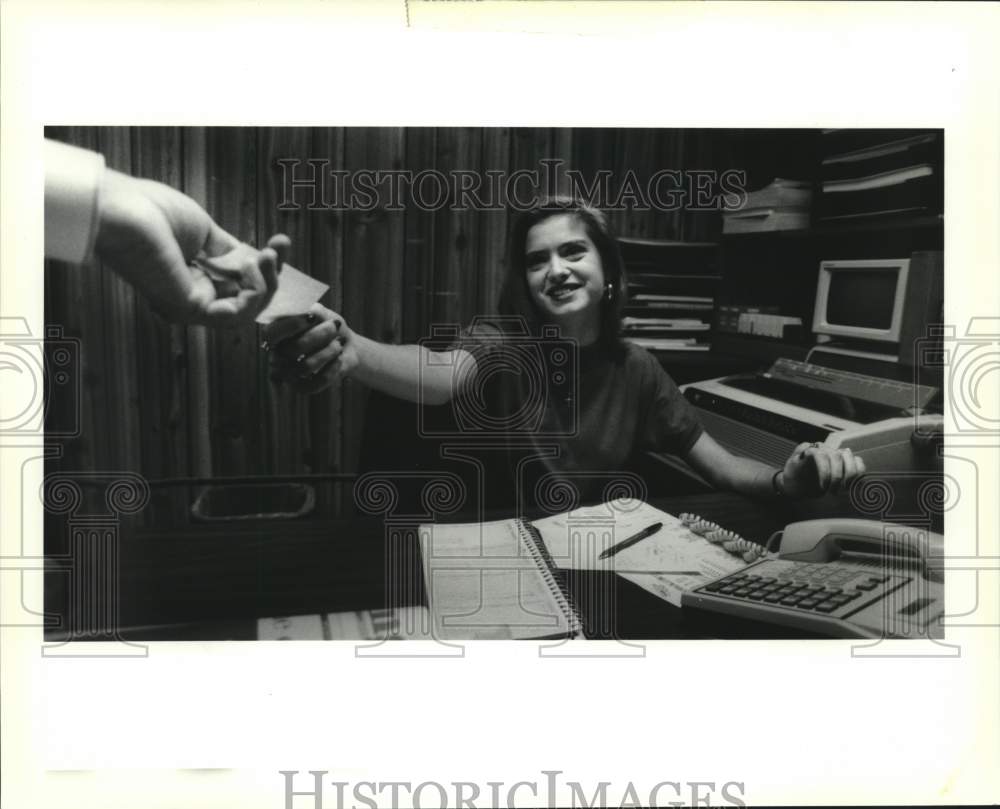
top-left (44, 139), bottom-right (106, 265)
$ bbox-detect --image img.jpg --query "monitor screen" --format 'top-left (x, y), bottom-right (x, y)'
top-left (825, 268), bottom-right (900, 329)
top-left (813, 258), bottom-right (910, 342)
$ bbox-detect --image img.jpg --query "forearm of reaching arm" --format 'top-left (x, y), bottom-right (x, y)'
top-left (684, 432), bottom-right (780, 497)
top-left (350, 335), bottom-right (475, 405)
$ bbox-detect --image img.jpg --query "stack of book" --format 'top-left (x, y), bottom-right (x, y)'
top-left (816, 130), bottom-right (943, 222)
top-left (723, 178), bottom-right (812, 234)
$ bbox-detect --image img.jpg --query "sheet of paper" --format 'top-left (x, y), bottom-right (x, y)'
top-left (257, 614), bottom-right (325, 640)
top-left (254, 264), bottom-right (330, 324)
top-left (326, 606), bottom-right (433, 640)
top-left (420, 521), bottom-right (575, 640)
top-left (616, 571), bottom-right (708, 608)
top-left (532, 500), bottom-right (745, 576)
top-left (257, 607), bottom-right (432, 640)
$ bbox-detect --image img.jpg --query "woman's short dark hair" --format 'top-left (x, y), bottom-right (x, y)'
top-left (499, 197), bottom-right (628, 353)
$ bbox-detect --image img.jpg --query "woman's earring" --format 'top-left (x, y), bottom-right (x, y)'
top-left (604, 281), bottom-right (616, 304)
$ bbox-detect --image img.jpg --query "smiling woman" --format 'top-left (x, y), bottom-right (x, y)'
top-left (501, 198), bottom-right (627, 352)
top-left (264, 196), bottom-right (867, 511)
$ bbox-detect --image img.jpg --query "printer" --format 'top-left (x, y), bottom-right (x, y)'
top-left (679, 354), bottom-right (942, 474)
top-left (663, 352), bottom-right (943, 525)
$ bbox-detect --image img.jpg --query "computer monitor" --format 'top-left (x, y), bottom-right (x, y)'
top-left (813, 258), bottom-right (910, 343)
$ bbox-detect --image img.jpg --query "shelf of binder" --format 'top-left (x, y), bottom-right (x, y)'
top-left (817, 131), bottom-right (943, 222)
top-left (723, 178), bottom-right (812, 234)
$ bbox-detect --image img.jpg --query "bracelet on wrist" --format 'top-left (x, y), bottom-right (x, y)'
top-left (771, 468), bottom-right (786, 497)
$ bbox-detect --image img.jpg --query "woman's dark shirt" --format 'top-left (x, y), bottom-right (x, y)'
top-left (454, 319), bottom-right (704, 510)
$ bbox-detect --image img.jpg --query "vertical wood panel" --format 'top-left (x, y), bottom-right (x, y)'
top-left (131, 127), bottom-right (191, 524)
top-left (607, 127), bottom-right (634, 238)
top-left (342, 127), bottom-right (405, 475)
top-left (204, 127), bottom-right (260, 476)
top-left (257, 127), bottom-right (313, 476)
top-left (572, 128), bottom-right (619, 211)
top-left (478, 127), bottom-right (512, 318)
top-left (181, 129), bottom-right (214, 482)
top-left (402, 127), bottom-right (437, 340)
top-left (95, 127), bottom-right (143, 482)
top-left (622, 128), bottom-right (658, 239)
top-left (308, 127), bottom-right (346, 513)
top-left (652, 128), bottom-right (686, 240)
top-left (549, 127), bottom-right (575, 199)
top-left (680, 129), bottom-right (729, 243)
top-left (508, 127), bottom-right (550, 202)
top-left (432, 127), bottom-right (483, 327)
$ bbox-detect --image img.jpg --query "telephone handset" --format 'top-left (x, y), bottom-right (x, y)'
top-left (777, 519), bottom-right (944, 583)
top-left (682, 519), bottom-right (945, 639)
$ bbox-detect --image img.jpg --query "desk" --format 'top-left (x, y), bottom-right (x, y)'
top-left (44, 492), bottom-right (814, 641)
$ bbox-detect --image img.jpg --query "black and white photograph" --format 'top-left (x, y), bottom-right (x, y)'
top-left (3, 3), bottom-right (999, 808)
top-left (40, 125), bottom-right (948, 643)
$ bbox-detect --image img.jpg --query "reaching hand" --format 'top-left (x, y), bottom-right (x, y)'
top-left (263, 304), bottom-right (358, 393)
top-left (94, 167), bottom-right (290, 326)
top-left (779, 442), bottom-right (867, 497)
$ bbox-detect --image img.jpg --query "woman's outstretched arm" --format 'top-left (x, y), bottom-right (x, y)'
top-left (262, 304), bottom-right (476, 404)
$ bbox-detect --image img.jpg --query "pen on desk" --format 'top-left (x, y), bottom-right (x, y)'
top-left (610, 569), bottom-right (701, 575)
top-left (598, 521), bottom-right (663, 560)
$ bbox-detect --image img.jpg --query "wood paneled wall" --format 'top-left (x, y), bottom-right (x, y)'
top-left (44, 127), bottom-right (728, 519)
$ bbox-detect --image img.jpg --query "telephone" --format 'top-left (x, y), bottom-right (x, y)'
top-left (681, 519), bottom-right (944, 639)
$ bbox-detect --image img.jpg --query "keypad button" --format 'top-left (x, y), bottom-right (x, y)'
top-left (780, 595), bottom-right (804, 606)
top-left (764, 593), bottom-right (784, 603)
top-left (855, 581), bottom-right (877, 591)
top-left (797, 599), bottom-right (820, 610)
top-left (814, 601), bottom-right (839, 613)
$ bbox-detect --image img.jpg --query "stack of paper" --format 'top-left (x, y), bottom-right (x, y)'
top-left (817, 131), bottom-right (942, 220)
top-left (723, 178), bottom-right (812, 234)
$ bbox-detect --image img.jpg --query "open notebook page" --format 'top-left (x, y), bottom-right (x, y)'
top-left (419, 519), bottom-right (576, 640)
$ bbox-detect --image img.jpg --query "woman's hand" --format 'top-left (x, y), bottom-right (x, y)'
top-left (779, 442), bottom-right (867, 497)
top-left (263, 304), bottom-right (357, 393)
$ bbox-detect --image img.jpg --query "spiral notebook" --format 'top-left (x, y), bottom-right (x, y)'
top-left (418, 518), bottom-right (583, 640)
